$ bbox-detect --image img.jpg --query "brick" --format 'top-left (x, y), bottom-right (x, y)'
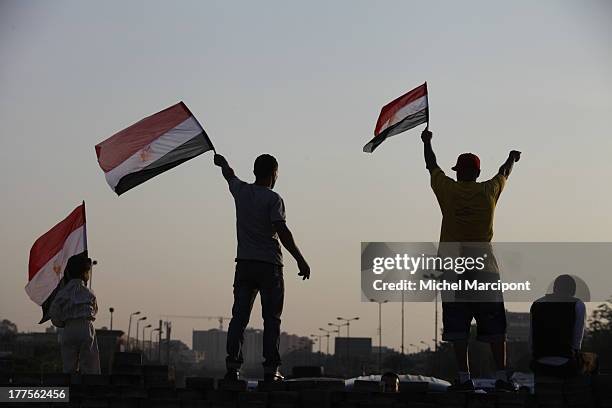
top-left (186, 377), bottom-right (215, 390)
top-left (112, 365), bottom-right (143, 376)
top-left (178, 388), bottom-right (207, 401)
top-left (268, 391), bottom-right (299, 404)
top-left (111, 374), bottom-right (141, 386)
top-left (113, 352), bottom-right (142, 366)
top-left (218, 379), bottom-right (247, 392)
top-left (42, 372), bottom-right (70, 386)
top-left (11, 372), bottom-right (41, 386)
top-left (148, 387), bottom-right (177, 399)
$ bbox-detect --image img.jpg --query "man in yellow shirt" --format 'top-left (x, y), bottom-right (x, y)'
top-left (421, 128), bottom-right (521, 391)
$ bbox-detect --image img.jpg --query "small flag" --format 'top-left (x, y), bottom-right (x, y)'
top-left (95, 102), bottom-right (214, 195)
top-left (26, 203), bottom-right (87, 323)
top-left (363, 82), bottom-right (429, 153)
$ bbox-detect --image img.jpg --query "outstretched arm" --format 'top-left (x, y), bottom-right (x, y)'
top-left (274, 221), bottom-right (310, 280)
top-left (214, 154), bottom-right (236, 182)
top-left (421, 128), bottom-right (439, 173)
top-left (498, 150), bottom-right (521, 178)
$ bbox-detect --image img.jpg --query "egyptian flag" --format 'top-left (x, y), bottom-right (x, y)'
top-left (26, 203), bottom-right (87, 323)
top-left (363, 82), bottom-right (429, 153)
top-left (96, 102), bottom-right (214, 195)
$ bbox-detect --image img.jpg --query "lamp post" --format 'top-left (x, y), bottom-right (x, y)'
top-left (89, 259), bottom-right (98, 289)
top-left (142, 324), bottom-right (152, 356)
top-left (318, 328), bottom-right (334, 355)
top-left (336, 316), bottom-right (359, 360)
top-left (370, 299), bottom-right (388, 373)
top-left (150, 328), bottom-right (160, 360)
top-left (136, 316), bottom-right (147, 352)
top-left (420, 340), bottom-right (428, 351)
top-left (127, 311), bottom-right (141, 351)
top-left (410, 343), bottom-right (416, 353)
top-left (109, 307), bottom-right (114, 330)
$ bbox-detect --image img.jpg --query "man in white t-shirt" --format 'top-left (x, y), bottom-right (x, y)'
top-left (214, 153), bottom-right (310, 382)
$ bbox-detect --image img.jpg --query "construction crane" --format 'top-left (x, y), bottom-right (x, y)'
top-left (160, 315), bottom-right (231, 331)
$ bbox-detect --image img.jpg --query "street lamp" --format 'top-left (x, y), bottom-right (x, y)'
top-left (150, 328), bottom-right (161, 360)
top-left (136, 316), bottom-right (147, 352)
top-left (318, 328), bottom-right (335, 355)
top-left (370, 299), bottom-right (388, 373)
top-left (336, 317), bottom-right (359, 360)
top-left (420, 340), bottom-right (428, 351)
top-left (410, 343), bottom-right (416, 353)
top-left (127, 311), bottom-right (141, 351)
top-left (142, 324), bottom-right (152, 355)
top-left (89, 259), bottom-right (98, 289)
top-left (109, 307), bottom-right (114, 330)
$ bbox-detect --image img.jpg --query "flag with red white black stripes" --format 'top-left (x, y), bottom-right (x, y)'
top-left (364, 83), bottom-right (429, 153)
top-left (95, 101), bottom-right (214, 195)
top-left (26, 203), bottom-right (88, 323)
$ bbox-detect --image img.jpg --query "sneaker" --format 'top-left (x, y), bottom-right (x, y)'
top-left (224, 369), bottom-right (240, 381)
top-left (447, 379), bottom-right (475, 392)
top-left (263, 370), bottom-right (284, 382)
top-left (495, 379), bottom-right (518, 392)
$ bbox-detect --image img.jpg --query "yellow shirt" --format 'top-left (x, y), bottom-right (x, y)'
top-left (430, 168), bottom-right (506, 242)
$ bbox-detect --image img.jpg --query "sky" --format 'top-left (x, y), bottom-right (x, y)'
top-left (1, 0), bottom-right (611, 352)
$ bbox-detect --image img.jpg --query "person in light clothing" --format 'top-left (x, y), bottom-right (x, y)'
top-left (49, 254), bottom-right (100, 374)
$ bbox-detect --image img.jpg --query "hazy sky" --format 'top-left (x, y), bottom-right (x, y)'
top-left (1, 1), bottom-right (611, 351)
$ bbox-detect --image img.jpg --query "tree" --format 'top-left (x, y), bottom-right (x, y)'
top-left (0, 319), bottom-right (18, 344)
top-left (586, 297), bottom-right (612, 369)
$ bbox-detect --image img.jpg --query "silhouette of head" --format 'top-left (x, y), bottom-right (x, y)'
top-left (380, 372), bottom-right (400, 393)
top-left (254, 154), bottom-right (278, 188)
top-left (552, 274), bottom-right (576, 297)
top-left (63, 253), bottom-right (93, 283)
top-left (452, 153), bottom-right (481, 182)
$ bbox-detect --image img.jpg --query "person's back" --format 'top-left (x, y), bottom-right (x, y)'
top-left (430, 165), bottom-right (505, 243)
top-left (531, 295), bottom-right (579, 360)
top-left (230, 179), bottom-right (284, 265)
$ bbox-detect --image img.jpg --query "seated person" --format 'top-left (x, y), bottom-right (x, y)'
top-left (380, 372), bottom-right (400, 393)
top-left (530, 274), bottom-right (597, 377)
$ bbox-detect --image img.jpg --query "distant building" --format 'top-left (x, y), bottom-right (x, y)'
top-left (372, 346), bottom-right (395, 355)
top-left (192, 328), bottom-right (312, 368)
top-left (13, 331), bottom-right (59, 358)
top-left (334, 337), bottom-right (372, 359)
top-left (192, 329), bottom-right (226, 368)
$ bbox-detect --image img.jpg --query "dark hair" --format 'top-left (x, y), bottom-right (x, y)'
top-left (381, 372), bottom-right (400, 381)
top-left (63, 254), bottom-right (92, 282)
top-left (553, 274), bottom-right (576, 297)
top-left (253, 154), bottom-right (278, 178)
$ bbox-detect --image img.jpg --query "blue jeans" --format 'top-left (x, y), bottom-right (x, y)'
top-left (226, 260), bottom-right (284, 371)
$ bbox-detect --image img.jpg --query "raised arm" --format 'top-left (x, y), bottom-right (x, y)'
top-left (498, 150), bottom-right (521, 178)
top-left (214, 154), bottom-right (236, 182)
top-left (421, 128), bottom-right (439, 173)
top-left (274, 221), bottom-right (310, 280)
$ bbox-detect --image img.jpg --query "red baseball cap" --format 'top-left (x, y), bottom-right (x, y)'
top-left (452, 153), bottom-right (480, 171)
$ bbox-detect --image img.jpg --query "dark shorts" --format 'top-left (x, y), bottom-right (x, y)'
top-left (442, 301), bottom-right (507, 342)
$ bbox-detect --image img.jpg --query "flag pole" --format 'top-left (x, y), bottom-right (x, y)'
top-left (425, 81), bottom-right (430, 130)
top-left (82, 201), bottom-right (94, 289)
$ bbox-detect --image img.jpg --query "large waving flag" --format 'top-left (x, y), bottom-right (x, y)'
top-left (363, 82), bottom-right (429, 153)
top-left (96, 102), bottom-right (214, 195)
top-left (26, 203), bottom-right (87, 323)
